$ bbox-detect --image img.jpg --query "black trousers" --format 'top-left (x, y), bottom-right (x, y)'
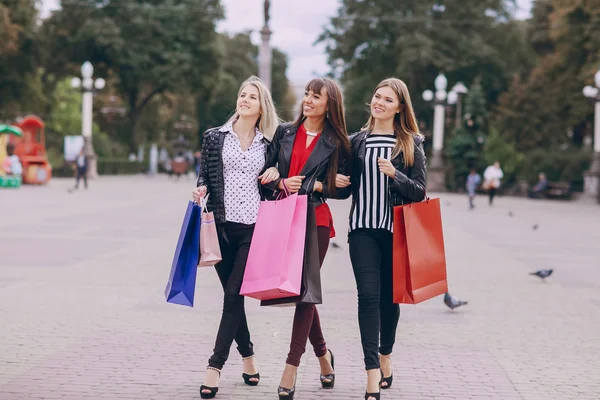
top-left (75, 167), bottom-right (87, 189)
top-left (488, 188), bottom-right (497, 204)
top-left (349, 228), bottom-right (400, 371)
top-left (208, 221), bottom-right (255, 370)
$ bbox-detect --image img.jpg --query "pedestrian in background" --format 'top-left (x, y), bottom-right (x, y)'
top-left (483, 161), bottom-right (503, 205)
top-left (466, 168), bottom-right (481, 209)
top-left (72, 148), bottom-right (88, 191)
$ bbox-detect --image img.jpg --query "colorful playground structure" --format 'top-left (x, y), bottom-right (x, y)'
top-left (4, 115), bottom-right (52, 185)
top-left (0, 124), bottom-right (23, 188)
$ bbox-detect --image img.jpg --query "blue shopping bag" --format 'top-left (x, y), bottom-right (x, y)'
top-left (165, 201), bottom-right (201, 307)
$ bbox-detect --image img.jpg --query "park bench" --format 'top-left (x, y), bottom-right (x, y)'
top-left (544, 181), bottom-right (572, 199)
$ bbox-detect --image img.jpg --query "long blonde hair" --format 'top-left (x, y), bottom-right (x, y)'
top-left (228, 76), bottom-right (279, 140)
top-left (363, 78), bottom-right (422, 166)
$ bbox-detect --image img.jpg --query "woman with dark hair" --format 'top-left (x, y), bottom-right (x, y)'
top-left (262, 78), bottom-right (351, 400)
top-left (343, 78), bottom-right (427, 400)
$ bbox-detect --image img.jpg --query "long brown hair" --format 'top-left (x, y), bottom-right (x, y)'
top-left (363, 78), bottom-right (422, 166)
top-left (293, 78), bottom-right (350, 194)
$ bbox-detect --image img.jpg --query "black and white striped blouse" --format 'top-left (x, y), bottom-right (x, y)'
top-left (350, 134), bottom-right (397, 232)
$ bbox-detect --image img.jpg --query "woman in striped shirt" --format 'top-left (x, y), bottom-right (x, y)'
top-left (340, 78), bottom-right (427, 400)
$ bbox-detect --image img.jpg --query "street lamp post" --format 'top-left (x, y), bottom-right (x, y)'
top-left (258, 0), bottom-right (272, 90)
top-left (422, 73), bottom-right (457, 191)
top-left (450, 82), bottom-right (468, 129)
top-left (583, 68), bottom-right (600, 203)
top-left (71, 61), bottom-right (105, 179)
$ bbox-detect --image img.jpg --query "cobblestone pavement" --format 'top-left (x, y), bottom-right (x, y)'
top-left (1, 175), bottom-right (599, 400)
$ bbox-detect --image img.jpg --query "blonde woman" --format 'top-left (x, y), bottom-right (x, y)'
top-left (191, 76), bottom-right (280, 399)
top-left (341, 78), bottom-right (427, 400)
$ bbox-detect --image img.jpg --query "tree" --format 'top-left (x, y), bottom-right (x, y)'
top-left (318, 0), bottom-right (528, 132)
top-left (446, 82), bottom-right (488, 189)
top-left (196, 32), bottom-right (295, 140)
top-left (41, 0), bottom-right (224, 150)
top-left (0, 0), bottom-right (42, 115)
top-left (493, 0), bottom-right (600, 152)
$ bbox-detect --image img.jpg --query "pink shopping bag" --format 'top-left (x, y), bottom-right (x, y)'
top-left (198, 195), bottom-right (222, 267)
top-left (239, 193), bottom-right (307, 301)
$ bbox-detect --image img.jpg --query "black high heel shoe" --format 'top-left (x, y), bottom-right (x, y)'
top-left (200, 367), bottom-right (221, 399)
top-left (278, 373), bottom-right (297, 400)
top-left (242, 355), bottom-right (260, 386)
top-left (320, 349), bottom-right (335, 389)
top-left (364, 369), bottom-right (383, 400)
top-left (381, 360), bottom-right (393, 389)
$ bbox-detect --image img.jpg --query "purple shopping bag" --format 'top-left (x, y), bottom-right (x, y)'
top-left (239, 193), bottom-right (308, 301)
top-left (165, 201), bottom-right (201, 307)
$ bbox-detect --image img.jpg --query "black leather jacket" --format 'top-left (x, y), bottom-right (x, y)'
top-left (196, 126), bottom-right (272, 226)
top-left (338, 130), bottom-right (427, 210)
top-left (262, 122), bottom-right (350, 203)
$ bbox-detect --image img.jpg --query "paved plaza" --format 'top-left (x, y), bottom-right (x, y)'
top-left (1, 175), bottom-right (600, 400)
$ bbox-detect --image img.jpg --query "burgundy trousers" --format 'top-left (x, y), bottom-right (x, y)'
top-left (286, 226), bottom-right (330, 366)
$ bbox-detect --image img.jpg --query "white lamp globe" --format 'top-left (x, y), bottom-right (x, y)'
top-left (447, 90), bottom-right (458, 105)
top-left (583, 85), bottom-right (599, 98)
top-left (434, 73), bottom-right (447, 91)
top-left (70, 77), bottom-right (81, 89)
top-left (81, 61), bottom-right (94, 79)
top-left (94, 78), bottom-right (106, 90)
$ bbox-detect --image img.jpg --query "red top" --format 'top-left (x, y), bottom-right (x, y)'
top-left (289, 124), bottom-right (335, 238)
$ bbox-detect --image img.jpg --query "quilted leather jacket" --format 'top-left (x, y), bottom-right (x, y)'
top-left (338, 130), bottom-right (427, 210)
top-left (196, 126), bottom-right (272, 226)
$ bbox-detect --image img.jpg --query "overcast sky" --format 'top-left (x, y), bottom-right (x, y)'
top-left (40, 0), bottom-right (533, 86)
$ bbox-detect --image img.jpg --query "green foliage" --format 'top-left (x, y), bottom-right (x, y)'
top-left (493, 0), bottom-right (600, 152)
top-left (97, 158), bottom-right (144, 175)
top-left (519, 148), bottom-right (593, 191)
top-left (446, 82), bottom-right (489, 189)
top-left (0, 0), bottom-right (43, 113)
top-left (197, 33), bottom-right (295, 140)
top-left (42, 0), bottom-right (225, 150)
top-left (445, 128), bottom-right (484, 190)
top-left (481, 129), bottom-right (525, 186)
top-left (318, 0), bottom-right (530, 132)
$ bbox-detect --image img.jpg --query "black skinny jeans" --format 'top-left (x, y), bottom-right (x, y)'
top-left (208, 221), bottom-right (255, 370)
top-left (349, 228), bottom-right (400, 371)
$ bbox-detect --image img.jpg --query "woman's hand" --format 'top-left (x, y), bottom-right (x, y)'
top-left (278, 175), bottom-right (305, 193)
top-left (335, 174), bottom-right (351, 188)
top-left (192, 186), bottom-right (207, 203)
top-left (258, 167), bottom-right (280, 184)
top-left (377, 158), bottom-right (396, 179)
top-left (313, 181), bottom-right (323, 193)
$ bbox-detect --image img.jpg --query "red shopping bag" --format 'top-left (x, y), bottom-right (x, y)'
top-left (393, 198), bottom-right (448, 304)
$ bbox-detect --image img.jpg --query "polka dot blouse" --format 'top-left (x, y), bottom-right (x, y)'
top-left (220, 122), bottom-right (266, 225)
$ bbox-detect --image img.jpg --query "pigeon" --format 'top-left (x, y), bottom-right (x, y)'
top-left (530, 269), bottom-right (553, 280)
top-left (508, 211), bottom-right (513, 217)
top-left (444, 293), bottom-right (468, 311)
top-left (532, 224), bottom-right (539, 230)
top-left (329, 242), bottom-right (342, 250)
